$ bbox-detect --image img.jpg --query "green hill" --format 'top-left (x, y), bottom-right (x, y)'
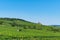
top-left (0, 18), bottom-right (60, 40)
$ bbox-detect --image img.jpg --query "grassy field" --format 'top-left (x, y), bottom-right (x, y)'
top-left (0, 18), bottom-right (60, 40)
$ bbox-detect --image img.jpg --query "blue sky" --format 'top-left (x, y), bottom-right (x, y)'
top-left (0, 0), bottom-right (60, 25)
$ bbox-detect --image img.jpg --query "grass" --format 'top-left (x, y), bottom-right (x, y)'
top-left (0, 18), bottom-right (60, 40)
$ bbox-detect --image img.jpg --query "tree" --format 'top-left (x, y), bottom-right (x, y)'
top-left (0, 21), bottom-right (4, 25)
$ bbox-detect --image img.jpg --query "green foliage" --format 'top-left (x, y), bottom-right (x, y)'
top-left (0, 18), bottom-right (60, 40)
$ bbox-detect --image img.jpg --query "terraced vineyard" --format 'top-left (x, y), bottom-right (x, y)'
top-left (0, 18), bottom-right (60, 40)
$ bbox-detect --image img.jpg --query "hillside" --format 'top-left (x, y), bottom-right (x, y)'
top-left (0, 18), bottom-right (60, 40)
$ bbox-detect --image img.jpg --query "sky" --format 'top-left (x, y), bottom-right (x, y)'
top-left (0, 0), bottom-right (60, 25)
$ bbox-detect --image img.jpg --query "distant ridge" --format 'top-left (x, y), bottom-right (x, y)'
top-left (52, 25), bottom-right (60, 27)
top-left (0, 18), bottom-right (33, 23)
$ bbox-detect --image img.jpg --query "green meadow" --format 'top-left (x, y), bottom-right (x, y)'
top-left (0, 18), bottom-right (60, 40)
